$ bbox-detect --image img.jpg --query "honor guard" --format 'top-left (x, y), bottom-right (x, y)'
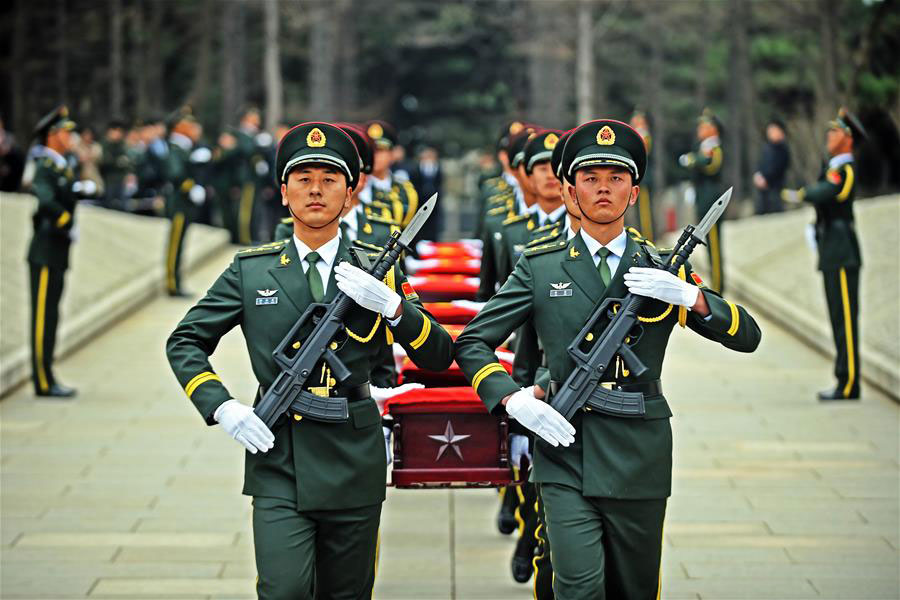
top-left (456, 119), bottom-right (760, 599)
top-left (26, 105), bottom-right (81, 398)
top-left (360, 120), bottom-right (419, 227)
top-left (216, 107), bottom-right (265, 244)
top-left (679, 108), bottom-right (725, 292)
top-left (627, 110), bottom-right (655, 242)
top-left (164, 106), bottom-right (210, 297)
top-left (166, 122), bottom-right (453, 599)
top-left (782, 108), bottom-right (865, 401)
top-left (474, 121), bottom-right (527, 238)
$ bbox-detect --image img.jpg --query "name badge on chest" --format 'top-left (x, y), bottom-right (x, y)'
top-left (549, 282), bottom-right (573, 297)
top-left (256, 289), bottom-right (278, 305)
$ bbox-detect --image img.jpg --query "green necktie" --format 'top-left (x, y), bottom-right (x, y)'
top-left (596, 247), bottom-right (612, 288)
top-left (305, 251), bottom-right (324, 302)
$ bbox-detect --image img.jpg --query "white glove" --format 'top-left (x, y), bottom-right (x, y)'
top-left (509, 434), bottom-right (531, 469)
top-left (72, 180), bottom-right (97, 196)
top-left (214, 399), bottom-right (275, 454)
top-left (68, 223), bottom-right (79, 242)
top-left (383, 426), bottom-right (393, 465)
top-left (370, 383), bottom-right (424, 414)
top-left (254, 159), bottom-right (270, 176)
top-left (189, 184), bottom-right (207, 205)
top-left (189, 147), bottom-right (212, 163)
top-left (678, 153), bottom-right (694, 168)
top-left (505, 389), bottom-right (575, 448)
top-left (781, 189), bottom-right (802, 205)
top-left (334, 261), bottom-right (402, 318)
top-left (624, 267), bottom-right (700, 308)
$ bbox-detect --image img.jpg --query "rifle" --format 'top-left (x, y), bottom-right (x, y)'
top-left (255, 194), bottom-right (437, 428)
top-left (549, 188), bottom-right (732, 421)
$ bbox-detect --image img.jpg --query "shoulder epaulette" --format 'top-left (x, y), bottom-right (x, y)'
top-left (352, 239), bottom-right (383, 253)
top-left (487, 204), bottom-right (509, 216)
top-left (366, 213), bottom-right (398, 226)
top-left (526, 228), bottom-right (561, 248)
top-left (533, 222), bottom-right (559, 235)
top-left (502, 213), bottom-right (529, 227)
top-left (236, 240), bottom-right (287, 258)
top-left (280, 217), bottom-right (292, 225)
top-left (524, 239), bottom-right (567, 257)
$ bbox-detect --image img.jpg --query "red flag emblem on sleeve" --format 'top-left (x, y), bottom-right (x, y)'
top-left (401, 281), bottom-right (418, 300)
top-left (827, 169), bottom-right (842, 185)
top-left (691, 273), bottom-right (705, 287)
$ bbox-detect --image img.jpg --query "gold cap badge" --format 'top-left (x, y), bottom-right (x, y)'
top-left (544, 133), bottom-right (559, 150)
top-left (596, 126), bottom-right (615, 146)
top-left (367, 123), bottom-right (384, 139)
top-left (306, 127), bottom-right (326, 148)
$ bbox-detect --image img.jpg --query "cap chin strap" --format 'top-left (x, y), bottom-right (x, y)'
top-left (574, 191), bottom-right (630, 226)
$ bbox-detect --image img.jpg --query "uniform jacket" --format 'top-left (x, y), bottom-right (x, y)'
top-left (27, 150), bottom-right (77, 270)
top-left (455, 231), bottom-right (761, 499)
top-left (166, 235), bottom-right (454, 511)
top-left (687, 136), bottom-right (724, 215)
top-left (802, 156), bottom-right (860, 271)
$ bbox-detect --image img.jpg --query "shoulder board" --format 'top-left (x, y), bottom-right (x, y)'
top-left (401, 179), bottom-right (418, 196)
top-left (526, 229), bottom-right (562, 248)
top-left (482, 176), bottom-right (502, 188)
top-left (524, 239), bottom-right (567, 257)
top-left (352, 239), bottom-right (384, 253)
top-left (487, 204), bottom-right (509, 216)
top-left (533, 222), bottom-right (558, 234)
top-left (502, 213), bottom-right (529, 227)
top-left (366, 213), bottom-right (398, 226)
top-left (236, 240), bottom-right (287, 258)
top-left (280, 216), bottom-right (292, 225)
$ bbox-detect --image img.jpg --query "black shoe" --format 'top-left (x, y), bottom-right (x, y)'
top-left (512, 555), bottom-right (533, 583)
top-left (36, 384), bottom-right (77, 398)
top-left (817, 387), bottom-right (860, 401)
top-left (497, 510), bottom-right (517, 535)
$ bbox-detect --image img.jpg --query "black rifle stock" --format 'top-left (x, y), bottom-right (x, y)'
top-left (549, 225), bottom-right (703, 421)
top-left (255, 232), bottom-right (406, 428)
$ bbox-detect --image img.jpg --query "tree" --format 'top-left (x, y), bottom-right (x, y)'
top-left (263, 0), bottom-right (283, 130)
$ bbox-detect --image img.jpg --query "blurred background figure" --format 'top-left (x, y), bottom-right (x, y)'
top-left (409, 146), bottom-right (443, 242)
top-left (99, 119), bottom-right (132, 210)
top-left (628, 110), bottom-right (655, 241)
top-left (0, 115), bottom-right (26, 191)
top-left (753, 118), bottom-right (791, 215)
top-left (73, 126), bottom-right (103, 201)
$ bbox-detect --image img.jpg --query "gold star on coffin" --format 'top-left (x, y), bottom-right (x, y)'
top-left (428, 421), bottom-right (471, 461)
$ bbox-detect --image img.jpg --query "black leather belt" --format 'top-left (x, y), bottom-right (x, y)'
top-left (550, 379), bottom-right (662, 397)
top-left (259, 382), bottom-right (371, 402)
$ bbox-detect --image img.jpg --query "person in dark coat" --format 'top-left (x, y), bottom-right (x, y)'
top-left (408, 146), bottom-right (443, 242)
top-left (753, 118), bottom-right (791, 214)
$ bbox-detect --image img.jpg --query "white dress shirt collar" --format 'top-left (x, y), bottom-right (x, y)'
top-left (537, 204), bottom-right (567, 226)
top-left (370, 174), bottom-right (393, 192)
top-left (293, 233), bottom-right (341, 270)
top-left (36, 145), bottom-right (68, 169)
top-left (829, 152), bottom-right (854, 169)
top-left (342, 208), bottom-right (359, 241)
top-left (565, 215), bottom-right (578, 240)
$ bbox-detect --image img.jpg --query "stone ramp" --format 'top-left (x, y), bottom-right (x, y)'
top-left (690, 194), bottom-right (899, 400)
top-left (1, 246), bottom-right (897, 599)
top-left (0, 193), bottom-right (231, 396)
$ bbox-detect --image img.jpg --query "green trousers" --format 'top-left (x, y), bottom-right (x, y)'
top-left (252, 497), bottom-right (381, 600)
top-left (165, 210), bottom-right (190, 294)
top-left (29, 263), bottom-right (66, 394)
top-left (533, 486), bottom-right (554, 600)
top-left (540, 483), bottom-right (666, 600)
top-left (822, 267), bottom-right (861, 397)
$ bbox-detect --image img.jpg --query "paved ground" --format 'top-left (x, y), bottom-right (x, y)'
top-left (1, 246), bottom-right (898, 599)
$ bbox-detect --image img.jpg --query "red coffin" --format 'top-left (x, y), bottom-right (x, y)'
top-left (408, 275), bottom-right (480, 302)
top-left (385, 387), bottom-right (514, 488)
top-left (422, 302), bottom-right (478, 325)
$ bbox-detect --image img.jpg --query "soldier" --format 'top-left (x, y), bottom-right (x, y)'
top-left (26, 106), bottom-right (80, 397)
top-left (360, 120), bottom-right (419, 226)
top-left (216, 107), bottom-right (266, 244)
top-left (456, 119), bottom-right (760, 599)
top-left (782, 108), bottom-right (864, 401)
top-left (474, 121), bottom-right (526, 239)
top-left (166, 122), bottom-right (453, 598)
top-left (135, 114), bottom-right (170, 215)
top-left (164, 107), bottom-right (210, 297)
top-left (628, 110), bottom-right (655, 242)
top-left (99, 119), bottom-right (132, 210)
top-left (679, 108), bottom-right (725, 292)
top-left (753, 118), bottom-right (791, 215)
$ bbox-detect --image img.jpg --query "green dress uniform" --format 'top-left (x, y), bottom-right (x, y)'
top-left (363, 120), bottom-right (420, 227)
top-left (164, 118), bottom-right (209, 297)
top-left (476, 189), bottom-right (516, 301)
top-left (456, 120), bottom-right (761, 599)
top-left (681, 110), bottom-right (725, 292)
top-left (99, 133), bottom-right (132, 209)
top-left (166, 122), bottom-right (454, 599)
top-left (26, 107), bottom-right (79, 396)
top-left (794, 110), bottom-right (864, 400)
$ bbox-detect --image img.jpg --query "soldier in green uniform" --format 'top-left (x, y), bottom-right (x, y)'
top-left (360, 120), bottom-right (420, 227)
top-left (782, 108), bottom-right (864, 401)
top-left (26, 106), bottom-right (80, 397)
top-left (679, 108), bottom-right (725, 292)
top-left (99, 119), bottom-right (132, 210)
top-left (628, 111), bottom-right (655, 242)
top-left (474, 121), bottom-right (526, 239)
top-left (164, 107), bottom-right (210, 297)
top-left (166, 122), bottom-right (453, 598)
top-left (134, 114), bottom-right (170, 215)
top-left (214, 107), bottom-right (266, 244)
top-left (456, 119), bottom-right (761, 599)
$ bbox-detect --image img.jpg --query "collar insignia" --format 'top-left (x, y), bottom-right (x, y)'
top-left (280, 254), bottom-right (291, 266)
top-left (569, 246), bottom-right (580, 258)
